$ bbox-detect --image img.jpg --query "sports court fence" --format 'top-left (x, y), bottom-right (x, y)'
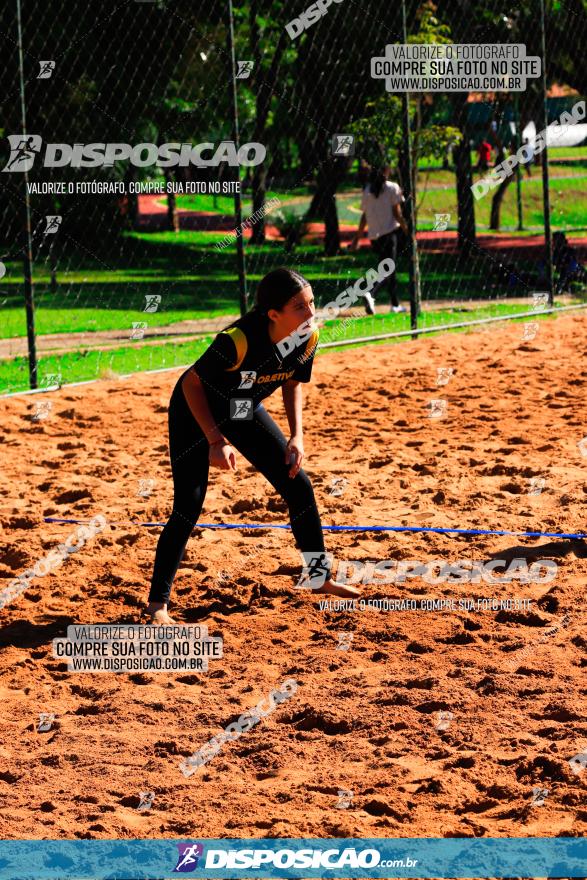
top-left (0, 0), bottom-right (586, 394)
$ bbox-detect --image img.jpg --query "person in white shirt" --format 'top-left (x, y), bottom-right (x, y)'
top-left (349, 164), bottom-right (408, 314)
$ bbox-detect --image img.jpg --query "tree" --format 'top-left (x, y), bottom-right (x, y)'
top-left (437, 0), bottom-right (587, 233)
top-left (245, 2), bottom-right (290, 244)
top-left (314, 1), bottom-right (460, 250)
top-left (450, 94), bottom-right (477, 258)
top-left (287, 0), bottom-right (403, 254)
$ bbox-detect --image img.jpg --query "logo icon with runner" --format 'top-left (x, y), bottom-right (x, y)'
top-left (37, 713), bottom-right (55, 732)
top-left (336, 788), bottom-right (354, 808)
top-left (428, 398), bottom-right (447, 419)
top-left (143, 294), bottom-right (162, 313)
top-left (328, 477), bottom-right (348, 497)
top-left (230, 398), bottom-right (253, 420)
top-left (130, 321), bottom-right (148, 340)
top-left (336, 632), bottom-right (353, 651)
top-left (38, 60), bottom-right (56, 79)
top-left (44, 215), bottom-right (62, 234)
top-left (236, 61), bottom-right (254, 79)
top-left (296, 551), bottom-right (333, 589)
top-left (137, 791), bottom-right (155, 812)
top-left (2, 135), bottom-right (42, 173)
top-left (173, 843), bottom-right (204, 873)
top-left (433, 213), bottom-right (451, 231)
top-left (238, 370), bottom-right (256, 389)
top-left (331, 134), bottom-right (355, 156)
top-left (436, 367), bottom-right (454, 387)
top-left (522, 322), bottom-right (539, 342)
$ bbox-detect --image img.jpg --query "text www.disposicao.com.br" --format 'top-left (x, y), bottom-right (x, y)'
top-left (69, 657), bottom-right (203, 671)
top-left (379, 858), bottom-right (419, 868)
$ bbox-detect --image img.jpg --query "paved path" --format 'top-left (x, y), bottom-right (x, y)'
top-left (0, 296), bottom-right (580, 361)
top-left (137, 194), bottom-right (587, 261)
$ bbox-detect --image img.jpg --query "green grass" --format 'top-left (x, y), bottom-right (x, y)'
top-left (1, 338), bottom-right (214, 395)
top-left (319, 301), bottom-right (566, 344)
top-left (0, 307), bottom-right (235, 339)
top-left (321, 304), bottom-right (561, 355)
top-left (1, 159), bottom-right (585, 394)
top-left (337, 172), bottom-right (587, 231)
top-left (0, 303), bottom-right (574, 395)
top-left (548, 145), bottom-right (587, 160)
top-left (155, 167), bottom-right (587, 232)
top-left (167, 189), bottom-right (305, 214)
top-left (0, 254), bottom-right (550, 341)
top-left (362, 148), bottom-right (587, 172)
top-left (0, 222), bottom-right (581, 345)
top-left (474, 175), bottom-right (587, 230)
top-left (174, 168), bottom-right (586, 232)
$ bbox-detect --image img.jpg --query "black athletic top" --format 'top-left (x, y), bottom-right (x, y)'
top-left (189, 308), bottom-right (319, 415)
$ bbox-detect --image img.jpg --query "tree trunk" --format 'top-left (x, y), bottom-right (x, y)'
top-left (308, 185), bottom-right (339, 255)
top-left (489, 174), bottom-right (513, 230)
top-left (250, 164), bottom-right (267, 244)
top-left (323, 194), bottom-right (340, 257)
top-left (48, 196), bottom-right (59, 295)
top-left (248, 1), bottom-right (288, 244)
top-left (164, 167), bottom-right (179, 233)
top-left (308, 159), bottom-right (347, 256)
top-left (452, 96), bottom-right (476, 261)
top-left (412, 96), bottom-right (421, 225)
top-left (298, 139), bottom-right (315, 180)
top-left (125, 164), bottom-right (139, 229)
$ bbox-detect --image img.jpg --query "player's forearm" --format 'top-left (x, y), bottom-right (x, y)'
top-left (282, 381), bottom-right (303, 437)
top-left (182, 369), bottom-right (226, 444)
top-left (355, 213), bottom-right (367, 238)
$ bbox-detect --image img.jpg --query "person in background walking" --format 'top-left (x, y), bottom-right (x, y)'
top-left (349, 164), bottom-right (407, 314)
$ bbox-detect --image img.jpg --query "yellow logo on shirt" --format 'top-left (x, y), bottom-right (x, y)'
top-left (256, 370), bottom-right (295, 383)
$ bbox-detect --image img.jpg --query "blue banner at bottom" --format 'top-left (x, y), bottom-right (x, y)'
top-left (0, 838), bottom-right (585, 879)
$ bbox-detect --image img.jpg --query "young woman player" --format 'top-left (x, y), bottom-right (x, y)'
top-left (146, 268), bottom-right (360, 624)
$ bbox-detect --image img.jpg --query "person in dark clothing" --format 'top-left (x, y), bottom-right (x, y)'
top-left (553, 232), bottom-right (586, 293)
top-left (146, 268), bottom-right (360, 624)
top-left (349, 165), bottom-right (408, 313)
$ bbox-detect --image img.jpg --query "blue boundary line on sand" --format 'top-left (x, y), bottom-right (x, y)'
top-left (43, 517), bottom-right (587, 540)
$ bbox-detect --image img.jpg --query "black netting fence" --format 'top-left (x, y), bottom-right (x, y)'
top-left (0, 0), bottom-right (586, 394)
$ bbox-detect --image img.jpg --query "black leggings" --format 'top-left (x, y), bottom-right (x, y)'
top-left (148, 380), bottom-right (329, 604)
top-left (371, 230), bottom-right (399, 306)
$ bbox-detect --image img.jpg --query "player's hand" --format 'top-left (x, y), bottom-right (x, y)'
top-left (286, 435), bottom-right (304, 478)
top-left (209, 441), bottom-right (237, 471)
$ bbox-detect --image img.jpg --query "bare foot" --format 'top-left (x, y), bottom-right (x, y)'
top-left (144, 602), bottom-right (176, 625)
top-left (311, 579), bottom-right (361, 599)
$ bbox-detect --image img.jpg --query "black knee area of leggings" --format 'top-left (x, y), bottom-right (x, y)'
top-left (278, 468), bottom-right (316, 508)
top-left (292, 469), bottom-right (315, 502)
top-left (169, 506), bottom-right (199, 533)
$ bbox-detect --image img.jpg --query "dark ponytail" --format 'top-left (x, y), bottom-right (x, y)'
top-left (369, 167), bottom-right (386, 199)
top-left (254, 267), bottom-right (310, 315)
top-left (223, 267), bottom-right (310, 331)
